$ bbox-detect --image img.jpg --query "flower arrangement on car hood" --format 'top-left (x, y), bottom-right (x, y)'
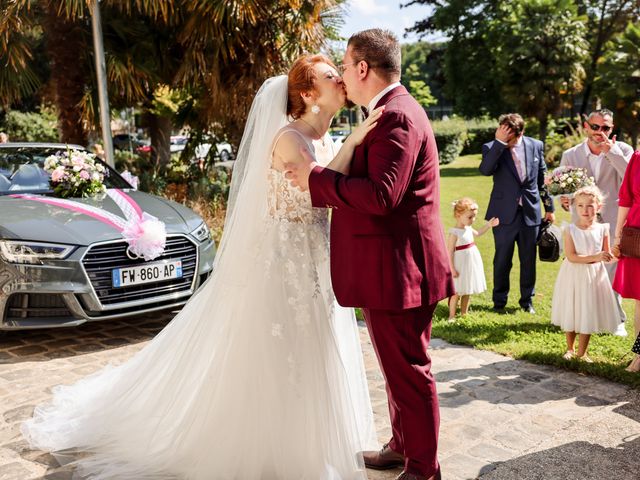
top-left (44, 148), bottom-right (107, 198)
top-left (545, 166), bottom-right (595, 197)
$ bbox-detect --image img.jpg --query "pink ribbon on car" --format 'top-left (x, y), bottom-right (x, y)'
top-left (10, 189), bottom-right (166, 261)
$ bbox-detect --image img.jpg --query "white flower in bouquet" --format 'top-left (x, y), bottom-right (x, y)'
top-left (44, 148), bottom-right (107, 198)
top-left (545, 166), bottom-right (595, 197)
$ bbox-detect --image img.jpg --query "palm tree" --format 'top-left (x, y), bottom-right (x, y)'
top-left (0, 1), bottom-right (45, 108)
top-left (0, 0), bottom-right (343, 160)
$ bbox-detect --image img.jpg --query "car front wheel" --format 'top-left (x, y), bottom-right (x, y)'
top-left (219, 150), bottom-right (230, 162)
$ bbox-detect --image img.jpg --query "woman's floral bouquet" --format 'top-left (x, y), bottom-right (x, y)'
top-left (545, 166), bottom-right (595, 197)
top-left (44, 148), bottom-right (107, 198)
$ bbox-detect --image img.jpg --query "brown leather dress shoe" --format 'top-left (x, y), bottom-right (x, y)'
top-left (395, 468), bottom-right (442, 480)
top-left (362, 442), bottom-right (404, 470)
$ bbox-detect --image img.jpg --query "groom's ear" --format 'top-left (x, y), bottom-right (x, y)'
top-left (358, 61), bottom-right (369, 78)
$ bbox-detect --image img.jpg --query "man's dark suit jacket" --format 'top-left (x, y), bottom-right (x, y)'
top-left (479, 137), bottom-right (554, 225)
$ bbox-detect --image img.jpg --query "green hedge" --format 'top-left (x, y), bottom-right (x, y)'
top-left (1, 109), bottom-right (59, 142)
top-left (432, 119), bottom-right (467, 164)
top-left (432, 116), bottom-right (586, 166)
top-left (462, 119), bottom-right (496, 155)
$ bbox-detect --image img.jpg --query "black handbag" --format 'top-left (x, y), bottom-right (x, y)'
top-left (537, 220), bottom-right (561, 262)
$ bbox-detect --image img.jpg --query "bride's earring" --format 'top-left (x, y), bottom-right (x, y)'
top-left (311, 104), bottom-right (320, 115)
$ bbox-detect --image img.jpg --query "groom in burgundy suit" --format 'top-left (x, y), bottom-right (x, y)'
top-left (286, 29), bottom-right (453, 480)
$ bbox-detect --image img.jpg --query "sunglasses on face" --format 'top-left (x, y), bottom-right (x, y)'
top-left (587, 122), bottom-right (612, 133)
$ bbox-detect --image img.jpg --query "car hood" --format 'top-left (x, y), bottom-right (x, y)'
top-left (0, 191), bottom-right (203, 246)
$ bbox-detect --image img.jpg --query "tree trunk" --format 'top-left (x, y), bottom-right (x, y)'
top-left (42, 1), bottom-right (88, 145)
top-left (145, 112), bottom-right (172, 170)
top-left (539, 115), bottom-right (549, 144)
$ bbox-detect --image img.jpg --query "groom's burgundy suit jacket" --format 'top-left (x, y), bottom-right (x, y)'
top-left (309, 85), bottom-right (454, 310)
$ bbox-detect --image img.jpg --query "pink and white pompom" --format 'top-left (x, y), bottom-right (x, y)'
top-left (122, 213), bottom-right (167, 261)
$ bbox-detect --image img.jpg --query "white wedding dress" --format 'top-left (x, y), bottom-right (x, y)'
top-left (22, 76), bottom-right (377, 479)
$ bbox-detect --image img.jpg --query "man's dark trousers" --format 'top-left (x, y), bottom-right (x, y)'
top-left (492, 208), bottom-right (539, 309)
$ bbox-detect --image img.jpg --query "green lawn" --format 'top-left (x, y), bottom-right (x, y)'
top-left (432, 154), bottom-right (640, 388)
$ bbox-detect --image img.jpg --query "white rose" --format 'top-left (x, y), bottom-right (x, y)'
top-left (560, 182), bottom-right (566, 188)
top-left (567, 177), bottom-right (573, 183)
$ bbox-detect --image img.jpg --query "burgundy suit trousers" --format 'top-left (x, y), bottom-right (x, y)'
top-left (363, 303), bottom-right (440, 477)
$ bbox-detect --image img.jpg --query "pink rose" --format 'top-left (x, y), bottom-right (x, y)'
top-left (80, 170), bottom-right (90, 180)
top-left (51, 167), bottom-right (66, 182)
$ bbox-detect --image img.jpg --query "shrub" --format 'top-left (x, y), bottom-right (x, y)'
top-left (113, 149), bottom-right (146, 174)
top-left (161, 166), bottom-right (231, 244)
top-left (544, 122), bottom-right (585, 168)
top-left (2, 108), bottom-right (59, 142)
top-left (462, 118), bottom-right (497, 155)
top-left (432, 119), bottom-right (467, 164)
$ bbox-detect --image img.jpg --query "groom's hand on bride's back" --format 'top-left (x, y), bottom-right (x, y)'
top-left (284, 147), bottom-right (316, 191)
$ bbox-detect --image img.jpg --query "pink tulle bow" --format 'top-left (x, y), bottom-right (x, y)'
top-left (120, 171), bottom-right (139, 190)
top-left (122, 212), bottom-right (167, 261)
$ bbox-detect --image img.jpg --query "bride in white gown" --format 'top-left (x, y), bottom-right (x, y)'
top-left (21, 55), bottom-right (382, 479)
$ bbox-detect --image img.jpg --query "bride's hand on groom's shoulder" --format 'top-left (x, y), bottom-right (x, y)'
top-left (346, 106), bottom-right (385, 147)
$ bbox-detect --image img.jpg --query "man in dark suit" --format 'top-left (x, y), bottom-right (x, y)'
top-left (479, 114), bottom-right (555, 313)
top-left (285, 28), bottom-right (452, 480)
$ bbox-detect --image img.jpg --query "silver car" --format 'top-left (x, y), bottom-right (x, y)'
top-left (0, 143), bottom-right (216, 330)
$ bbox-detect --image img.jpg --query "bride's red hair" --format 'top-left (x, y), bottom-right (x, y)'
top-left (287, 54), bottom-right (336, 119)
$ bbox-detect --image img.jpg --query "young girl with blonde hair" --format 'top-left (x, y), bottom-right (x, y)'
top-left (447, 198), bottom-right (499, 320)
top-left (551, 185), bottom-right (620, 362)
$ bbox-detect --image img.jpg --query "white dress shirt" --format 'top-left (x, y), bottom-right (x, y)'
top-left (367, 82), bottom-right (402, 113)
top-left (583, 140), bottom-right (603, 181)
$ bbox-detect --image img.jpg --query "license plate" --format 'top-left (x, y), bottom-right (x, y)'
top-left (112, 260), bottom-right (183, 288)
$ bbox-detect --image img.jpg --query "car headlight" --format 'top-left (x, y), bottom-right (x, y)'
top-left (190, 222), bottom-right (211, 243)
top-left (0, 240), bottom-right (76, 264)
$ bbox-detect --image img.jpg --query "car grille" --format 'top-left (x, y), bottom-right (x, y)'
top-left (5, 293), bottom-right (72, 320)
top-left (82, 235), bottom-right (197, 307)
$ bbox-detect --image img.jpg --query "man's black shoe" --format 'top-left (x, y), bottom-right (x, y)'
top-left (492, 306), bottom-right (506, 314)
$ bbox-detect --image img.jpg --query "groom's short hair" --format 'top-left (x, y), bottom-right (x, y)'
top-left (348, 29), bottom-right (401, 82)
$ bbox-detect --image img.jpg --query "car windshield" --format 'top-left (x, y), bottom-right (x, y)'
top-left (0, 146), bottom-right (130, 195)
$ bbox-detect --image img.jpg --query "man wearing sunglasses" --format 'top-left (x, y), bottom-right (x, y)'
top-left (560, 108), bottom-right (634, 333)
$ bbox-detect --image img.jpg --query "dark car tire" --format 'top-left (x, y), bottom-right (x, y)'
top-left (219, 150), bottom-right (230, 162)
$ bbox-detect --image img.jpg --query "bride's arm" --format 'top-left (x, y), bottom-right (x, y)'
top-left (326, 107), bottom-right (385, 174)
top-left (272, 131), bottom-right (312, 172)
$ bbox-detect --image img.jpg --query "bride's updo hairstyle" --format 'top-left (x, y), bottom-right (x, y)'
top-left (287, 54), bottom-right (337, 119)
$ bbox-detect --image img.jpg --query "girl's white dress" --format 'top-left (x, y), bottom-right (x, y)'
top-left (551, 222), bottom-right (619, 334)
top-left (450, 226), bottom-right (486, 295)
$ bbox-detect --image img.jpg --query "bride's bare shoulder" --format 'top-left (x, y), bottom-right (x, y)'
top-left (271, 127), bottom-right (312, 171)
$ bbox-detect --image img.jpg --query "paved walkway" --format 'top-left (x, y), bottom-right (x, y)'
top-left (1, 314), bottom-right (638, 479)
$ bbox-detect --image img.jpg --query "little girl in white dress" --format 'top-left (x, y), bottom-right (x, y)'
top-left (551, 186), bottom-right (619, 362)
top-left (447, 198), bottom-right (499, 321)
